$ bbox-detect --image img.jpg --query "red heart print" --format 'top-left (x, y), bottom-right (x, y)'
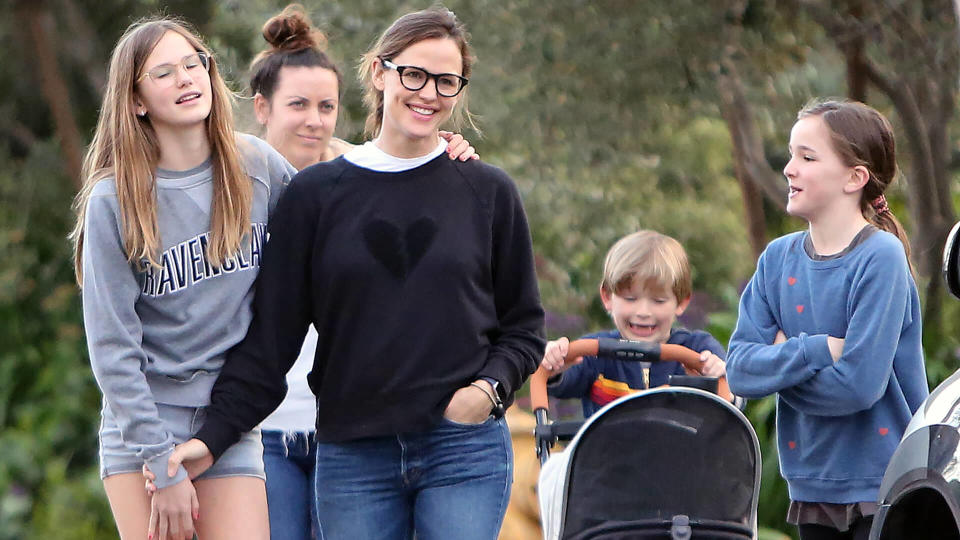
top-left (788, 441), bottom-right (797, 449)
top-left (788, 277), bottom-right (797, 285)
top-left (879, 428), bottom-right (889, 436)
top-left (796, 305), bottom-right (805, 313)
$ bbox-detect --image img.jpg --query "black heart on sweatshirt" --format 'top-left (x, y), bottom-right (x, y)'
top-left (362, 217), bottom-right (438, 280)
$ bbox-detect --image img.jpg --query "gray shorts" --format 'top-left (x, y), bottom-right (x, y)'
top-left (99, 401), bottom-right (265, 481)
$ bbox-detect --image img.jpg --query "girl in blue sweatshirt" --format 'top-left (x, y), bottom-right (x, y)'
top-left (726, 100), bottom-right (928, 540)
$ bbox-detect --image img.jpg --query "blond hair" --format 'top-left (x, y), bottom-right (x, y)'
top-left (70, 17), bottom-right (251, 285)
top-left (600, 230), bottom-right (692, 302)
top-left (357, 6), bottom-right (477, 138)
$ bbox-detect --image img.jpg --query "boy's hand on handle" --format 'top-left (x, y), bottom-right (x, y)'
top-left (699, 350), bottom-right (726, 378)
top-left (444, 380), bottom-right (494, 424)
top-left (540, 337), bottom-right (582, 373)
top-left (439, 131), bottom-right (480, 161)
top-left (148, 477), bottom-right (199, 540)
top-left (827, 336), bottom-right (845, 362)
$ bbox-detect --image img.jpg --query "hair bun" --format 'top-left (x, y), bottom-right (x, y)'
top-left (261, 4), bottom-right (326, 52)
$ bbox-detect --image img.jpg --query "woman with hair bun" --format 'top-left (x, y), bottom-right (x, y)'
top-left (249, 4), bottom-right (349, 171)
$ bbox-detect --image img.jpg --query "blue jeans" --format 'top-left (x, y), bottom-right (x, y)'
top-left (313, 416), bottom-right (512, 540)
top-left (262, 430), bottom-right (319, 540)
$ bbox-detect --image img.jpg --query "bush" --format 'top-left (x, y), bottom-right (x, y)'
top-left (0, 141), bottom-right (114, 538)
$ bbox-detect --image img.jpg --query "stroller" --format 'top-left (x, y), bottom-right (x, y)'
top-left (529, 338), bottom-right (761, 539)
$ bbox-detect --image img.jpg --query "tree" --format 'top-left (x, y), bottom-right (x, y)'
top-left (797, 0), bottom-right (960, 330)
top-left (13, 0), bottom-right (84, 186)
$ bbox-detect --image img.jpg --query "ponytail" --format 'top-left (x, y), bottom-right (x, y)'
top-left (799, 99), bottom-right (915, 279)
top-left (866, 195), bottom-right (915, 279)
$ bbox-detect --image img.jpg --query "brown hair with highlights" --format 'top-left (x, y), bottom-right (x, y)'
top-left (71, 17), bottom-right (251, 284)
top-left (358, 6), bottom-right (477, 138)
top-left (798, 99), bottom-right (913, 276)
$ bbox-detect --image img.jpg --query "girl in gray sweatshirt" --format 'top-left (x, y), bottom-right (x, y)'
top-left (71, 17), bottom-right (293, 540)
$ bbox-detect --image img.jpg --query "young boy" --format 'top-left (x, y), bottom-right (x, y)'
top-left (537, 230), bottom-right (731, 539)
top-left (541, 229), bottom-right (729, 418)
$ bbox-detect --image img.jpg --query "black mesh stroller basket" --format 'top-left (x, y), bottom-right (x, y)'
top-left (558, 389), bottom-right (759, 539)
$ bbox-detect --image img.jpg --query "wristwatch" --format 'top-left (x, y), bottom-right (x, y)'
top-left (479, 376), bottom-right (505, 417)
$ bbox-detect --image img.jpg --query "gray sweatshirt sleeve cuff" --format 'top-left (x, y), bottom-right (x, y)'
top-left (145, 450), bottom-right (188, 489)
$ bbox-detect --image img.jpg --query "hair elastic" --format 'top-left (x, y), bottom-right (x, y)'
top-left (872, 194), bottom-right (889, 215)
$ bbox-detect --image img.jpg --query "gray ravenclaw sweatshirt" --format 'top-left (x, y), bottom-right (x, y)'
top-left (81, 133), bottom-right (295, 488)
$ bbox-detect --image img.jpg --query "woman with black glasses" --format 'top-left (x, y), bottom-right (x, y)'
top-left (163, 6), bottom-right (545, 539)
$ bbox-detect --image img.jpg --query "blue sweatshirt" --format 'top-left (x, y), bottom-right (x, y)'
top-left (726, 229), bottom-right (928, 504)
top-left (549, 328), bottom-right (726, 417)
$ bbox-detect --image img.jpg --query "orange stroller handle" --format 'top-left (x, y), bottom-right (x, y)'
top-left (529, 338), bottom-right (734, 412)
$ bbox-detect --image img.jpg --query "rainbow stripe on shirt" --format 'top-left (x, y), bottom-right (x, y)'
top-left (589, 373), bottom-right (647, 407)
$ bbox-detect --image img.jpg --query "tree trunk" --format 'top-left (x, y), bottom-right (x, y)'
top-left (711, 1), bottom-right (787, 259)
top-left (15, 0), bottom-right (84, 188)
top-left (715, 59), bottom-right (773, 260)
top-left (58, 0), bottom-right (106, 95)
top-left (845, 0), bottom-right (868, 101)
top-left (867, 66), bottom-right (940, 271)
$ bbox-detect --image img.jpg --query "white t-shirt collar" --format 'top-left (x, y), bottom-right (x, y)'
top-left (344, 138), bottom-right (448, 172)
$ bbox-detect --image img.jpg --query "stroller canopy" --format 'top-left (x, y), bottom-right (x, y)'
top-left (559, 388), bottom-right (760, 539)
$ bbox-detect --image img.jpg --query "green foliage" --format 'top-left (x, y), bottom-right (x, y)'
top-left (0, 142), bottom-right (113, 539)
top-left (3, 1), bottom-right (960, 538)
top-left (749, 396), bottom-right (796, 539)
top-left (512, 113), bottom-right (753, 335)
top-left (919, 276), bottom-right (960, 386)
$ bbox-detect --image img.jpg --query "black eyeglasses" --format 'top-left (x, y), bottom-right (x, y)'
top-left (380, 59), bottom-right (468, 97)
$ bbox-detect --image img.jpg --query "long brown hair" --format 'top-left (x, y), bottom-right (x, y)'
top-left (249, 4), bottom-right (342, 99)
top-left (358, 6), bottom-right (477, 138)
top-left (798, 99), bottom-right (914, 276)
top-left (71, 17), bottom-right (251, 284)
